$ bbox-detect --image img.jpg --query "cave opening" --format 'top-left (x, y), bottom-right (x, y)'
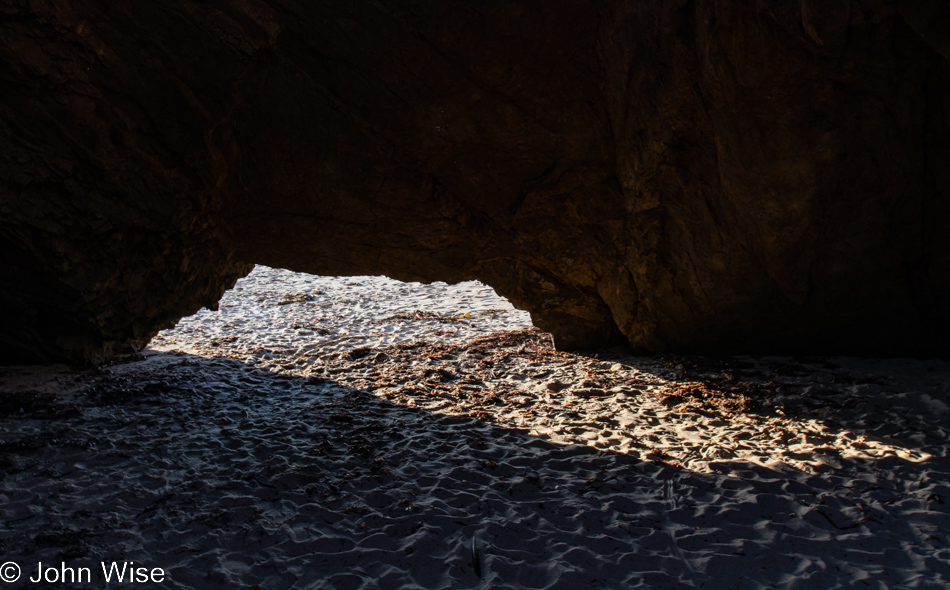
top-left (146, 265), bottom-right (536, 368)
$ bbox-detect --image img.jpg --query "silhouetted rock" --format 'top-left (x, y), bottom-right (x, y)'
top-left (1, 1), bottom-right (948, 362)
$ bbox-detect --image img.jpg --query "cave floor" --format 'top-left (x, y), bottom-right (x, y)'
top-left (0, 267), bottom-right (948, 589)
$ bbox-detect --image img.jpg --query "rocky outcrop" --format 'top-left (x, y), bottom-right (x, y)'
top-left (1, 1), bottom-right (949, 363)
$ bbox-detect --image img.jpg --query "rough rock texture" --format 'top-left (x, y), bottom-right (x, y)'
top-left (1, 1), bottom-right (949, 363)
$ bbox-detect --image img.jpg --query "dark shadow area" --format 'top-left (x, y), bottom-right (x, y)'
top-left (4, 2), bottom-right (950, 365)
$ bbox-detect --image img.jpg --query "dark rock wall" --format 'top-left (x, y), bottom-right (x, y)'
top-left (1, 1), bottom-right (948, 363)
top-left (0, 1), bottom-right (254, 362)
top-left (600, 2), bottom-right (950, 354)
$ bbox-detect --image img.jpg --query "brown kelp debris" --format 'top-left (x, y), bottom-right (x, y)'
top-left (311, 328), bottom-right (577, 423)
top-left (657, 380), bottom-right (759, 414)
top-left (371, 311), bottom-right (472, 325)
top-left (277, 291), bottom-right (323, 305)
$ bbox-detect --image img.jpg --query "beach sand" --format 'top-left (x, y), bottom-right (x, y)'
top-left (1, 266), bottom-right (948, 588)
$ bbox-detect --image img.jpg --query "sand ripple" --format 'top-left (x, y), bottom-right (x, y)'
top-left (0, 267), bottom-right (948, 588)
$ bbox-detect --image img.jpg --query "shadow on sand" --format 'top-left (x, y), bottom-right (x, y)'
top-left (0, 348), bottom-right (948, 589)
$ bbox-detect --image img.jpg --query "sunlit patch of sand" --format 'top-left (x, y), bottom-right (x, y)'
top-left (150, 266), bottom-right (945, 478)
